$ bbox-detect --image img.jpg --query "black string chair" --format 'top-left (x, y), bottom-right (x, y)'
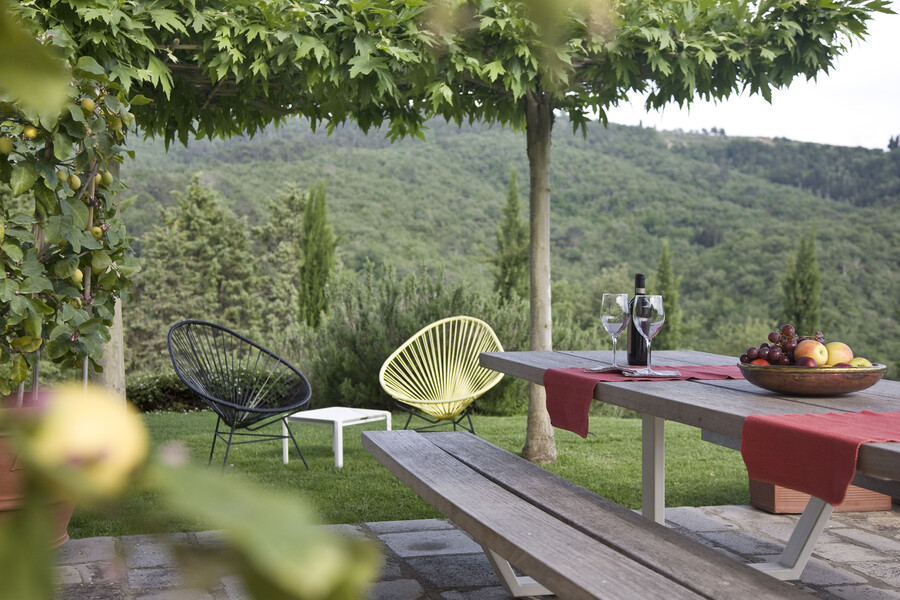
top-left (167, 320), bottom-right (312, 471)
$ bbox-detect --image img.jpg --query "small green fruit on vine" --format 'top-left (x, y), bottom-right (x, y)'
top-left (81, 98), bottom-right (96, 113)
top-left (91, 226), bottom-right (103, 240)
top-left (23, 125), bottom-right (38, 139)
top-left (69, 174), bottom-right (82, 190)
top-left (69, 297), bottom-right (83, 309)
top-left (108, 116), bottom-right (122, 131)
top-left (0, 137), bottom-right (13, 154)
top-left (94, 173), bottom-right (103, 186)
top-left (73, 268), bottom-right (84, 283)
top-left (101, 171), bottom-right (114, 186)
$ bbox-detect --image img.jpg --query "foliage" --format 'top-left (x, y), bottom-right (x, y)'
top-left (299, 183), bottom-right (337, 328)
top-left (125, 369), bottom-right (201, 413)
top-left (0, 42), bottom-right (140, 395)
top-left (653, 241), bottom-right (682, 350)
top-left (124, 178), bottom-right (263, 374)
top-left (782, 232), bottom-right (823, 337)
top-left (491, 169), bottom-right (529, 303)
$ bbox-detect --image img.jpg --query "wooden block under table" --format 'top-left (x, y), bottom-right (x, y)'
top-left (749, 479), bottom-right (892, 514)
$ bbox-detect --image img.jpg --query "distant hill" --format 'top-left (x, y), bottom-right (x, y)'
top-left (121, 117), bottom-right (900, 375)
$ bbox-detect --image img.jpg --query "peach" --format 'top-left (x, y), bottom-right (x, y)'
top-left (849, 357), bottom-right (873, 367)
top-left (795, 340), bottom-right (828, 366)
top-left (824, 342), bottom-right (853, 366)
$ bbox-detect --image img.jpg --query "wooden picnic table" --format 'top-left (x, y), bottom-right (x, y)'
top-left (479, 349), bottom-right (900, 580)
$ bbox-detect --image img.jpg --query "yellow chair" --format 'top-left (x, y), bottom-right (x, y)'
top-left (379, 316), bottom-right (504, 434)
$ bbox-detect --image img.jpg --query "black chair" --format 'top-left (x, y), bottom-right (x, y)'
top-left (167, 320), bottom-right (311, 470)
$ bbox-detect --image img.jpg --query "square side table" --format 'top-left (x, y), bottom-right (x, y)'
top-left (283, 407), bottom-right (392, 468)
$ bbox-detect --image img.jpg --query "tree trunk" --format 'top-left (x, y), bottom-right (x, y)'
top-left (97, 161), bottom-right (127, 401)
top-left (521, 89), bottom-right (557, 464)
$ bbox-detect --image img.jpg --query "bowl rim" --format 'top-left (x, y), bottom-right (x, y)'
top-left (736, 362), bottom-right (887, 374)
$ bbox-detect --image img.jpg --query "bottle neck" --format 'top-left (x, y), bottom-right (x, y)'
top-left (635, 287), bottom-right (646, 294)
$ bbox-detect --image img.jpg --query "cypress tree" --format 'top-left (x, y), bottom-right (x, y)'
top-left (782, 232), bottom-right (822, 335)
top-left (491, 169), bottom-right (529, 303)
top-left (653, 241), bottom-right (683, 350)
top-left (298, 182), bottom-right (337, 328)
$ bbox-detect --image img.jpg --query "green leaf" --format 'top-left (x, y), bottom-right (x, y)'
top-left (52, 131), bottom-right (75, 161)
top-left (10, 163), bottom-right (37, 195)
top-left (91, 251), bottom-right (112, 273)
top-left (129, 94), bottom-right (152, 106)
top-left (74, 56), bottom-right (106, 77)
top-left (44, 215), bottom-right (75, 246)
top-left (2, 242), bottom-right (24, 263)
top-left (11, 337), bottom-right (42, 353)
top-left (10, 354), bottom-right (29, 383)
top-left (484, 61), bottom-right (505, 82)
top-left (19, 275), bottom-right (52, 294)
top-left (0, 279), bottom-right (17, 302)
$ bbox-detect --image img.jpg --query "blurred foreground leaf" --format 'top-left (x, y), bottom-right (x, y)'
top-left (152, 461), bottom-right (382, 600)
top-left (0, 0), bottom-right (69, 114)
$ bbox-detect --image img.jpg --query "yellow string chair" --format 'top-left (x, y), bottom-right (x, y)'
top-left (379, 316), bottom-right (505, 434)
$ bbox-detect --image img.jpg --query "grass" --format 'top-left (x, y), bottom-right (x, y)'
top-left (67, 410), bottom-right (752, 539)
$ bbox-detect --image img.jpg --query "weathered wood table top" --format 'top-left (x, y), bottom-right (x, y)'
top-left (480, 349), bottom-right (900, 495)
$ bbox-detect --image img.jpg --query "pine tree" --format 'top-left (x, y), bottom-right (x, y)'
top-left (491, 169), bottom-right (529, 303)
top-left (255, 185), bottom-right (305, 331)
top-left (298, 182), bottom-right (337, 328)
top-left (653, 241), bottom-right (683, 350)
top-left (125, 177), bottom-right (263, 372)
top-left (782, 232), bottom-right (822, 336)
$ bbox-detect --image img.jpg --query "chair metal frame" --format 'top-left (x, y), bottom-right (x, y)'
top-left (379, 316), bottom-right (504, 434)
top-left (167, 320), bottom-right (311, 471)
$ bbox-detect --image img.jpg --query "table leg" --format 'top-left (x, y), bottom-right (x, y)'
top-left (750, 496), bottom-right (835, 580)
top-left (333, 421), bottom-right (343, 468)
top-left (283, 421), bottom-right (290, 464)
top-left (642, 414), bottom-right (665, 524)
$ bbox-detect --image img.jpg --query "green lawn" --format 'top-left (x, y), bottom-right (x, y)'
top-left (67, 410), bottom-right (752, 539)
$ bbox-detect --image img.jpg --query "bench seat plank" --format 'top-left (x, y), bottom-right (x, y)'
top-left (364, 429), bottom-right (707, 600)
top-left (427, 431), bottom-right (811, 600)
top-left (363, 430), bottom-right (811, 600)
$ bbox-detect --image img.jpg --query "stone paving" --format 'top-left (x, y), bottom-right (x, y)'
top-left (55, 505), bottom-right (900, 600)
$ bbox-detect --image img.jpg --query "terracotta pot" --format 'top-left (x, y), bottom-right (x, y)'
top-left (0, 431), bottom-right (74, 548)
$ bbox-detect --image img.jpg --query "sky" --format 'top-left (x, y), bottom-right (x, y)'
top-left (605, 7), bottom-right (900, 151)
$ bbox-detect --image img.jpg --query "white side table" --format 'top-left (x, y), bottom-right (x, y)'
top-left (283, 407), bottom-right (392, 468)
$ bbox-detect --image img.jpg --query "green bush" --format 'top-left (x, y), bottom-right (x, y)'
top-left (126, 370), bottom-right (204, 413)
top-left (271, 263), bottom-right (603, 417)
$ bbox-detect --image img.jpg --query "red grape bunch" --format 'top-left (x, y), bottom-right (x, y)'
top-left (740, 324), bottom-right (824, 366)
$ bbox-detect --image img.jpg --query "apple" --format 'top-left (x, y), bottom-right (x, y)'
top-left (91, 226), bottom-right (103, 240)
top-left (72, 268), bottom-right (84, 283)
top-left (68, 174), bottom-right (82, 190)
top-left (824, 341), bottom-right (853, 366)
top-left (23, 125), bottom-right (38, 139)
top-left (795, 339), bottom-right (828, 366)
top-left (0, 136), bottom-right (13, 154)
top-left (849, 357), bottom-right (873, 367)
top-left (101, 171), bottom-right (114, 186)
top-left (81, 97), bottom-right (96, 113)
top-left (795, 356), bottom-right (818, 367)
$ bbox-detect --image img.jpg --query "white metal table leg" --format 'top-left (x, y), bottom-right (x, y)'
top-left (642, 414), bottom-right (666, 524)
top-left (483, 547), bottom-right (552, 597)
top-left (282, 421), bottom-right (289, 464)
top-left (333, 421), bottom-right (343, 468)
top-left (750, 496), bottom-right (835, 580)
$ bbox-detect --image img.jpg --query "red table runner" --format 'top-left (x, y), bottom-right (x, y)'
top-left (543, 365), bottom-right (743, 438)
top-left (741, 411), bottom-right (900, 505)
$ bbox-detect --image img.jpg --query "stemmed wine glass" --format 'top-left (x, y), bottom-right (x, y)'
top-left (631, 295), bottom-right (665, 376)
top-left (600, 293), bottom-right (629, 369)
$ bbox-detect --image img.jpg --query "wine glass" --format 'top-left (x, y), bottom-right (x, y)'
top-left (631, 295), bottom-right (665, 376)
top-left (600, 293), bottom-right (629, 369)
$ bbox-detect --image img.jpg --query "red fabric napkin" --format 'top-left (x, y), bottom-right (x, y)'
top-left (741, 411), bottom-right (900, 505)
top-left (543, 365), bottom-right (743, 438)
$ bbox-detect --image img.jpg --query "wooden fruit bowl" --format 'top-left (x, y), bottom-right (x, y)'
top-left (737, 363), bottom-right (887, 396)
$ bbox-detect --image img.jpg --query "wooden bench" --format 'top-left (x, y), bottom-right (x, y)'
top-left (362, 429), bottom-right (813, 600)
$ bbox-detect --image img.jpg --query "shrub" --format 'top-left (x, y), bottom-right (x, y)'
top-left (126, 370), bottom-right (204, 413)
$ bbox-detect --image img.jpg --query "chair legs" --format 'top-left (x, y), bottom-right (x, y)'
top-left (396, 403), bottom-right (476, 435)
top-left (207, 415), bottom-right (309, 471)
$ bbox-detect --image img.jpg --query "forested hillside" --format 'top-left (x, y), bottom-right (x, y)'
top-left (121, 118), bottom-right (900, 377)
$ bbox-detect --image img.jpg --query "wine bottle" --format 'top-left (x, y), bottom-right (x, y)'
top-left (626, 273), bottom-right (649, 366)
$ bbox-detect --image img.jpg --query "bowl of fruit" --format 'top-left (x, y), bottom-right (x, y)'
top-left (738, 324), bottom-right (886, 396)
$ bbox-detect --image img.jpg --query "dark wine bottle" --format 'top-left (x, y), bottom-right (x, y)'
top-left (626, 273), bottom-right (648, 366)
